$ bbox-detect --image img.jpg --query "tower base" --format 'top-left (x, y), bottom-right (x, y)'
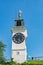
top-left (12, 49), bottom-right (27, 63)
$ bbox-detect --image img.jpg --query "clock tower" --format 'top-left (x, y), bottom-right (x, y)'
top-left (11, 10), bottom-right (27, 63)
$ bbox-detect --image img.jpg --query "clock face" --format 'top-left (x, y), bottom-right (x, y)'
top-left (12, 33), bottom-right (25, 44)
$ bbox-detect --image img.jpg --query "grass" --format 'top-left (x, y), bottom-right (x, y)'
top-left (0, 60), bottom-right (43, 65)
top-left (27, 60), bottom-right (43, 64)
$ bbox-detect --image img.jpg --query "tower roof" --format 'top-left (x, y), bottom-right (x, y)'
top-left (12, 26), bottom-right (26, 32)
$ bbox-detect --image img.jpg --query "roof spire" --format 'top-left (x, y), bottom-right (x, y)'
top-left (18, 10), bottom-right (22, 19)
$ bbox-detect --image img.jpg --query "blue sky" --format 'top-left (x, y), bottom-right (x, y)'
top-left (0, 0), bottom-right (43, 60)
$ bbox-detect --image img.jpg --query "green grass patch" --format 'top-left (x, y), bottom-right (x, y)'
top-left (0, 60), bottom-right (43, 65)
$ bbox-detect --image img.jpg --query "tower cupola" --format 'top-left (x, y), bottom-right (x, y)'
top-left (15, 10), bottom-right (24, 26)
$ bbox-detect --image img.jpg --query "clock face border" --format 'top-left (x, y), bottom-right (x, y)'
top-left (12, 33), bottom-right (25, 44)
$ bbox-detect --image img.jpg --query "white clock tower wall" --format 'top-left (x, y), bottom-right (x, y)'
top-left (12, 50), bottom-right (27, 63)
top-left (12, 49), bottom-right (27, 63)
top-left (12, 29), bottom-right (27, 37)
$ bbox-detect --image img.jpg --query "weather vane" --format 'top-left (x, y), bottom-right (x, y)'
top-left (18, 10), bottom-right (22, 18)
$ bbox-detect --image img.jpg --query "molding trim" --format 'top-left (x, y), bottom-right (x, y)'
top-left (12, 48), bottom-right (26, 51)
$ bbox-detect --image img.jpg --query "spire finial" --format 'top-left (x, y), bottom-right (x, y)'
top-left (18, 10), bottom-right (22, 18)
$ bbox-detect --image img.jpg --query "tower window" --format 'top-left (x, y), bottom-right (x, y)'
top-left (16, 20), bottom-right (21, 26)
top-left (16, 52), bottom-right (19, 55)
top-left (15, 19), bottom-right (24, 26)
